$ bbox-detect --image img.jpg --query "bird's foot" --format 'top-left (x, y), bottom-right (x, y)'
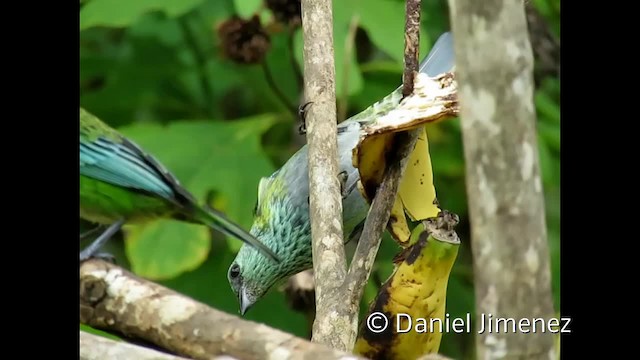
top-left (80, 225), bottom-right (105, 241)
top-left (338, 171), bottom-right (349, 199)
top-left (79, 219), bottom-right (124, 263)
top-left (298, 101), bottom-right (313, 135)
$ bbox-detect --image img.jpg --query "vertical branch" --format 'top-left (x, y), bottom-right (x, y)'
top-left (299, 0), bottom-right (348, 351)
top-left (402, 0), bottom-right (422, 98)
top-left (446, 0), bottom-right (557, 358)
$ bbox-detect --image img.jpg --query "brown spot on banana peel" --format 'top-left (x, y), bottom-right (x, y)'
top-left (356, 235), bottom-right (431, 359)
top-left (387, 214), bottom-right (399, 228)
top-left (405, 231), bottom-right (430, 265)
top-left (356, 282), bottom-right (395, 360)
top-left (392, 246), bottom-right (412, 265)
top-left (355, 211), bottom-right (461, 359)
top-left (357, 133), bottom-right (401, 201)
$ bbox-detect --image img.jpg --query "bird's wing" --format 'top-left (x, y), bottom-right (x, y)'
top-left (80, 135), bottom-right (190, 204)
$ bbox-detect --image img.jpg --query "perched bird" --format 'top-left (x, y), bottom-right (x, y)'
top-left (79, 108), bottom-right (280, 263)
top-left (228, 32), bottom-right (457, 315)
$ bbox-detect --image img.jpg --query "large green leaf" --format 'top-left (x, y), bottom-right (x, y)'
top-left (117, 115), bottom-right (278, 280)
top-left (80, 27), bottom-right (190, 125)
top-left (80, 0), bottom-right (205, 30)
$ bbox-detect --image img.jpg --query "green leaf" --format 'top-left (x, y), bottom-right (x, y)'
top-left (538, 120), bottom-right (560, 153)
top-left (80, 0), bottom-right (205, 30)
top-left (535, 89), bottom-right (560, 125)
top-left (233, 0), bottom-right (263, 18)
top-left (293, 6), bottom-right (364, 97)
top-left (80, 30), bottom-right (189, 124)
top-left (348, 0), bottom-right (430, 62)
top-left (124, 220), bottom-right (211, 280)
top-left (117, 115), bottom-right (278, 280)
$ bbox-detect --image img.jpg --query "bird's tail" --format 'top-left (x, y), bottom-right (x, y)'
top-left (192, 205), bottom-right (280, 263)
top-left (418, 31), bottom-right (456, 77)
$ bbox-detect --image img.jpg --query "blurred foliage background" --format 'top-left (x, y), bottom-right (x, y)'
top-left (79, 0), bottom-right (560, 358)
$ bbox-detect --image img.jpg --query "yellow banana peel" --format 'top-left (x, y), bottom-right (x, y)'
top-left (354, 211), bottom-right (460, 360)
top-left (352, 72), bottom-right (458, 246)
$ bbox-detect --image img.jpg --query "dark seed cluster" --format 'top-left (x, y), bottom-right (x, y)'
top-left (217, 15), bottom-right (271, 65)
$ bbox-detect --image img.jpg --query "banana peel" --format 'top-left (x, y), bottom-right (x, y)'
top-left (354, 211), bottom-right (460, 360)
top-left (352, 72), bottom-right (458, 247)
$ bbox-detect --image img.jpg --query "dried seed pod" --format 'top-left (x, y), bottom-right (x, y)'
top-left (266, 0), bottom-right (302, 27)
top-left (217, 15), bottom-right (271, 65)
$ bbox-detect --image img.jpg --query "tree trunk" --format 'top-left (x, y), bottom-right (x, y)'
top-left (446, 0), bottom-right (557, 358)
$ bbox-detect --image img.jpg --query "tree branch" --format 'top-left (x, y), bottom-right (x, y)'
top-left (80, 260), bottom-right (367, 360)
top-left (299, 0), bottom-right (349, 351)
top-left (80, 331), bottom-right (197, 360)
top-left (340, 0), bottom-right (424, 348)
top-left (446, 0), bottom-right (557, 358)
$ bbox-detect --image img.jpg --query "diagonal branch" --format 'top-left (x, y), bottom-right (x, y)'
top-left (80, 259), bottom-right (367, 360)
top-left (341, 0), bottom-right (424, 346)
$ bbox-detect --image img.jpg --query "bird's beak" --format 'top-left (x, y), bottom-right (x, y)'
top-left (239, 287), bottom-right (253, 316)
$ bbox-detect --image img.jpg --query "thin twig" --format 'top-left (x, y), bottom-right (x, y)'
top-left (402, 0), bottom-right (421, 98)
top-left (261, 60), bottom-right (297, 117)
top-left (178, 16), bottom-right (214, 118)
top-left (287, 28), bottom-right (304, 94)
top-left (338, 14), bottom-right (360, 123)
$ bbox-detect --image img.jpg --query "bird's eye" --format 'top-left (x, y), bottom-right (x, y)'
top-left (229, 263), bottom-right (240, 279)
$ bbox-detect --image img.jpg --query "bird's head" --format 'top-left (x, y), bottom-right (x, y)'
top-left (228, 174), bottom-right (312, 315)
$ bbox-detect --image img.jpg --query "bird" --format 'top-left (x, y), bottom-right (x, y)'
top-left (79, 108), bottom-right (280, 264)
top-left (227, 31), bottom-right (456, 315)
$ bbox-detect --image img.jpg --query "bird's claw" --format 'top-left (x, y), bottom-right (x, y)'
top-left (338, 171), bottom-right (349, 199)
top-left (79, 225), bottom-right (105, 241)
top-left (79, 219), bottom-right (124, 264)
top-left (304, 172), bottom-right (349, 205)
top-left (298, 101), bottom-right (313, 135)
